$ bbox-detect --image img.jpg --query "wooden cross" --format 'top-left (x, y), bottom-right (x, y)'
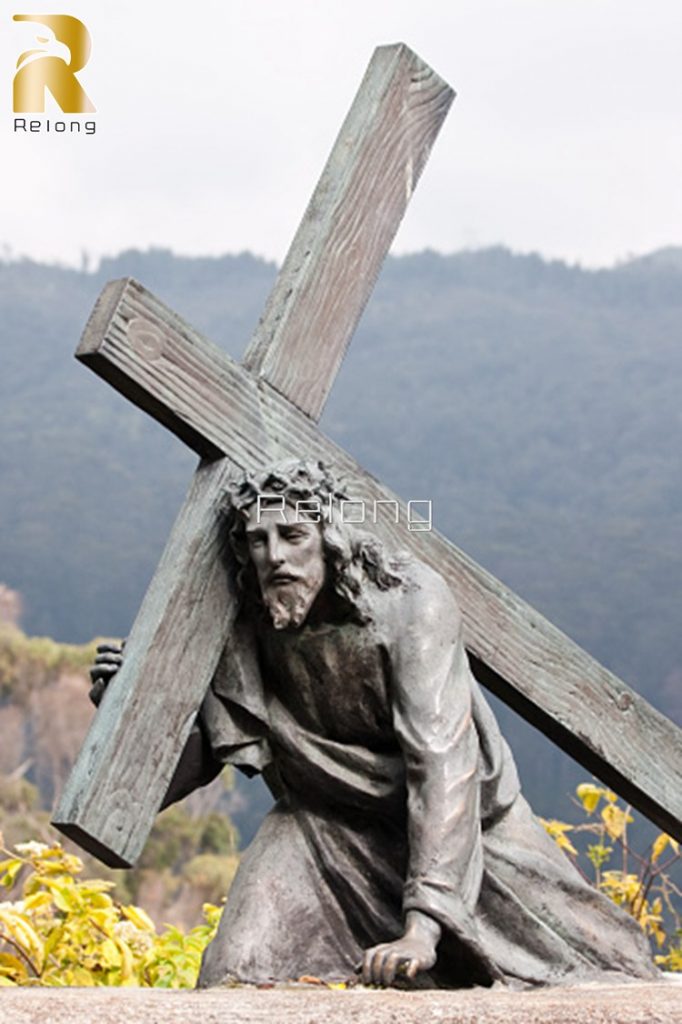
top-left (54, 44), bottom-right (682, 868)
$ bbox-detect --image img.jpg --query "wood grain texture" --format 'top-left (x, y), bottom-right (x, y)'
top-left (53, 457), bottom-right (237, 866)
top-left (241, 43), bottom-right (454, 422)
top-left (66, 279), bottom-right (682, 846)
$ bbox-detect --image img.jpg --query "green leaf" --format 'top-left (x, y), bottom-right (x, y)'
top-left (0, 860), bottom-right (23, 889)
top-left (601, 804), bottom-right (633, 841)
top-left (576, 783), bottom-right (603, 815)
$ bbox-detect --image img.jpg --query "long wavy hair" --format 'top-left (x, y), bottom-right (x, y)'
top-left (222, 459), bottom-right (405, 625)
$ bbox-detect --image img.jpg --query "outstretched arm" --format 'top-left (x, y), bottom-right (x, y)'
top-left (361, 564), bottom-right (487, 986)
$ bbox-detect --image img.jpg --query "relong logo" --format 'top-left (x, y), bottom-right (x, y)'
top-left (13, 14), bottom-right (95, 113)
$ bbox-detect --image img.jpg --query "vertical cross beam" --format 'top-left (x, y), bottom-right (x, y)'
top-left (243, 45), bottom-right (453, 420)
top-left (53, 44), bottom-right (454, 867)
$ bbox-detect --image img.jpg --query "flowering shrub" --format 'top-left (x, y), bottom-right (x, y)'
top-left (541, 783), bottom-right (681, 971)
top-left (0, 838), bottom-right (220, 987)
top-left (2, 782), bottom-right (680, 988)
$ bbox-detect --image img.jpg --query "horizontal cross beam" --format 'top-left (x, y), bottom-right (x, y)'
top-left (54, 279), bottom-right (682, 861)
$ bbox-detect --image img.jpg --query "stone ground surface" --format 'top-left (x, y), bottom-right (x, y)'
top-left (1, 981), bottom-right (681, 1024)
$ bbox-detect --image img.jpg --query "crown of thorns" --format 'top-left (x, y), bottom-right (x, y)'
top-left (225, 459), bottom-right (349, 518)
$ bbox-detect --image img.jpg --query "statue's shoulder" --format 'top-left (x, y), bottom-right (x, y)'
top-left (381, 553), bottom-right (460, 630)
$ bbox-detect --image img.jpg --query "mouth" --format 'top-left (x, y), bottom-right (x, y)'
top-left (269, 571), bottom-right (299, 586)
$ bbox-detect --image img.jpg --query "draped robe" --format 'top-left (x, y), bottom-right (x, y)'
top-left (171, 558), bottom-right (657, 988)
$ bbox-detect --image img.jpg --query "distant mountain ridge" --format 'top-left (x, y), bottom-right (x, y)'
top-left (1, 244), bottom-right (680, 816)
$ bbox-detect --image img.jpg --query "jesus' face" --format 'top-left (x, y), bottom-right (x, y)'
top-left (244, 502), bottom-right (326, 630)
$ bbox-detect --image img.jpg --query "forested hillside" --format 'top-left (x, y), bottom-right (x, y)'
top-left (1, 245), bottom-right (680, 823)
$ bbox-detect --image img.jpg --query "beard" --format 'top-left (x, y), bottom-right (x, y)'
top-left (262, 572), bottom-right (324, 630)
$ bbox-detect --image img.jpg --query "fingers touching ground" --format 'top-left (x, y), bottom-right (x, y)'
top-left (360, 945), bottom-right (421, 986)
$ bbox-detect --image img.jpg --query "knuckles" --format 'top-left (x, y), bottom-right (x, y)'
top-left (360, 940), bottom-right (431, 986)
top-left (88, 640), bottom-right (125, 705)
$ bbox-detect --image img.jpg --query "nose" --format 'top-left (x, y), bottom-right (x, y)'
top-left (267, 534), bottom-right (285, 566)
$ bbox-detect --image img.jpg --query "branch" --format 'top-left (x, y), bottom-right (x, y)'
top-left (0, 927), bottom-right (40, 978)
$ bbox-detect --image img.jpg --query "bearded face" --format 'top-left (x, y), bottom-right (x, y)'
top-left (244, 502), bottom-right (326, 630)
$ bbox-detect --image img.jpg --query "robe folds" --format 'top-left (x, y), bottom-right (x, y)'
top-left (183, 559), bottom-right (657, 989)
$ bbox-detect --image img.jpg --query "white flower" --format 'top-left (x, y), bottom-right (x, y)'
top-left (14, 841), bottom-right (50, 856)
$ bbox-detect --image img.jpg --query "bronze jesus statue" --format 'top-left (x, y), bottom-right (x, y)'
top-left (91, 459), bottom-right (657, 988)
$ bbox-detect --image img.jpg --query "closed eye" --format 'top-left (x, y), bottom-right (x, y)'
top-left (280, 527), bottom-right (310, 542)
top-left (246, 530), bottom-right (267, 548)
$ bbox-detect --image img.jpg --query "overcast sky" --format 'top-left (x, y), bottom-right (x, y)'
top-left (2, 0), bottom-right (680, 268)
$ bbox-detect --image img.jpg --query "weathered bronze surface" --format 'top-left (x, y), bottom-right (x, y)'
top-left (92, 460), bottom-right (659, 988)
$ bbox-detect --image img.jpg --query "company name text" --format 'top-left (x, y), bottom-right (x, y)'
top-left (14, 118), bottom-right (96, 135)
top-left (256, 493), bottom-right (433, 533)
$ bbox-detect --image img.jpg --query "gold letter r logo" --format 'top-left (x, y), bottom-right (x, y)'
top-left (13, 14), bottom-right (96, 113)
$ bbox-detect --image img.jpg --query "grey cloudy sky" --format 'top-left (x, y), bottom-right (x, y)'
top-left (2, 0), bottom-right (680, 268)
